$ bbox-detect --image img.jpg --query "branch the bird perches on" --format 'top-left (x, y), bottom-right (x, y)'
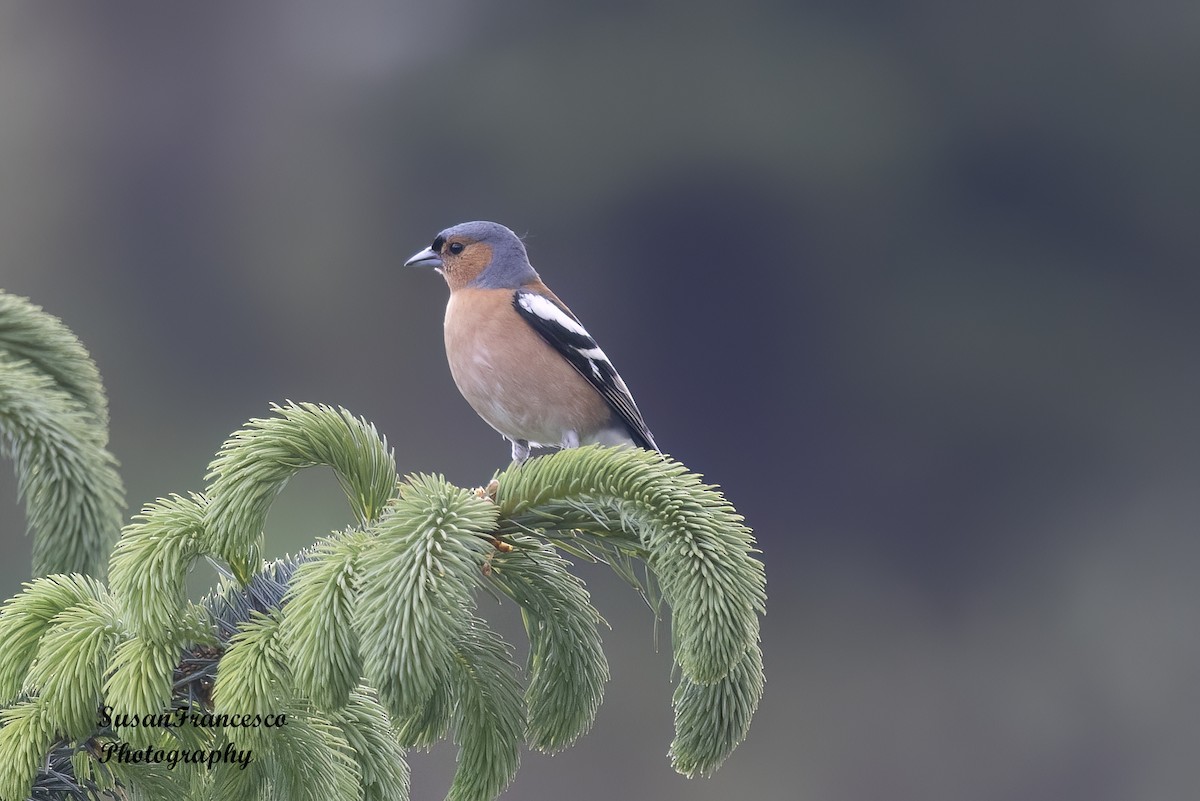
top-left (0, 290), bottom-right (766, 801)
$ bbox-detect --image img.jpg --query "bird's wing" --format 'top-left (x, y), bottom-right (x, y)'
top-left (513, 288), bottom-right (658, 451)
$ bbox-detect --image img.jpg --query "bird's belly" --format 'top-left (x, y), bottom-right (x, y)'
top-left (445, 317), bottom-right (609, 447)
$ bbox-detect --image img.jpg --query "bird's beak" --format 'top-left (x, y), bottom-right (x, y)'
top-left (404, 246), bottom-right (443, 270)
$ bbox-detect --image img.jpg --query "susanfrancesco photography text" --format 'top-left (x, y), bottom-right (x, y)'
top-left (94, 706), bottom-right (291, 771)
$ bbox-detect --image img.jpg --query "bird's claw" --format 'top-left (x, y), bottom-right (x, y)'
top-left (474, 478), bottom-right (500, 503)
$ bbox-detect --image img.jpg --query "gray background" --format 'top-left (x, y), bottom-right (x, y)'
top-left (2, 1), bottom-right (1198, 799)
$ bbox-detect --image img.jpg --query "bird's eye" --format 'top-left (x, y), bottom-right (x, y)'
top-left (448, 242), bottom-right (465, 255)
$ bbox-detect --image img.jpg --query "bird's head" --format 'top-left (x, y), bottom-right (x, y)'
top-left (404, 220), bottom-right (537, 291)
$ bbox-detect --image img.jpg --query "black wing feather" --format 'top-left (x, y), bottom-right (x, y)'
top-left (513, 289), bottom-right (658, 451)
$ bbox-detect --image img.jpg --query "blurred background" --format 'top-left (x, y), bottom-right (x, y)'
top-left (2, 1), bottom-right (1199, 799)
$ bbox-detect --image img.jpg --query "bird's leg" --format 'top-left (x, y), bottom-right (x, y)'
top-left (510, 438), bottom-right (530, 462)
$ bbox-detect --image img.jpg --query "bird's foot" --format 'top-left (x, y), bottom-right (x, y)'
top-left (473, 478), bottom-right (500, 503)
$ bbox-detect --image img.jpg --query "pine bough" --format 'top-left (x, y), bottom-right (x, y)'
top-left (0, 290), bottom-right (766, 801)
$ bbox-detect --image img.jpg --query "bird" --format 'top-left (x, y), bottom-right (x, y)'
top-left (404, 220), bottom-right (658, 462)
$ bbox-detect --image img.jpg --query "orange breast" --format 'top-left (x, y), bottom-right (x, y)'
top-left (443, 288), bottom-right (612, 447)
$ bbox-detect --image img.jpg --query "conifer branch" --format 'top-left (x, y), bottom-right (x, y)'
top-left (103, 635), bottom-right (188, 749)
top-left (209, 704), bottom-right (362, 801)
top-left (0, 299), bottom-right (768, 800)
top-left (0, 356), bottom-right (124, 578)
top-left (204, 402), bottom-right (398, 583)
top-left (0, 291), bottom-right (125, 578)
top-left (328, 688), bottom-right (411, 801)
top-left (492, 446), bottom-right (766, 771)
top-left (24, 596), bottom-right (124, 738)
top-left (212, 610), bottom-right (290, 718)
top-left (670, 641), bottom-right (765, 778)
top-left (355, 476), bottom-right (498, 724)
top-left (0, 293), bottom-right (110, 431)
top-left (108, 494), bottom-right (209, 639)
top-left (484, 536), bottom-right (609, 752)
top-left (0, 574), bottom-right (110, 704)
top-left (391, 661), bottom-right (452, 750)
top-left (280, 530), bottom-right (370, 710)
top-left (0, 699), bottom-right (58, 801)
top-left (444, 619), bottom-right (525, 801)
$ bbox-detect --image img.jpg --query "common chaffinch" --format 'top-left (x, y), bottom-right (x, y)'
top-left (404, 220), bottom-right (658, 462)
